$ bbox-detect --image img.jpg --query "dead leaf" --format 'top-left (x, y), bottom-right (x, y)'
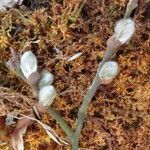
top-left (11, 118), bottom-right (33, 150)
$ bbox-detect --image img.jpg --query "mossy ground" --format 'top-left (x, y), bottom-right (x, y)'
top-left (0, 0), bottom-right (150, 149)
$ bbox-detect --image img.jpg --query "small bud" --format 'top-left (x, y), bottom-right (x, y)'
top-left (114, 18), bottom-right (135, 44)
top-left (39, 85), bottom-right (57, 107)
top-left (106, 35), bottom-right (122, 52)
top-left (28, 71), bottom-right (40, 85)
top-left (20, 51), bottom-right (37, 79)
top-left (38, 70), bottom-right (54, 89)
top-left (99, 61), bottom-right (119, 84)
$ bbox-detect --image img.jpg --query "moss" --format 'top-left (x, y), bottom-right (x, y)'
top-left (0, 0), bottom-right (150, 149)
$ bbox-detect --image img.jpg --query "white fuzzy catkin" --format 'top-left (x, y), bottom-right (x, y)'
top-left (114, 18), bottom-right (135, 44)
top-left (99, 61), bottom-right (119, 84)
top-left (20, 51), bottom-right (37, 79)
top-left (38, 70), bottom-right (54, 89)
top-left (0, 0), bottom-right (23, 10)
top-left (39, 85), bottom-right (57, 107)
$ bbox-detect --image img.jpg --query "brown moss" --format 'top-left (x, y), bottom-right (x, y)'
top-left (0, 0), bottom-right (150, 149)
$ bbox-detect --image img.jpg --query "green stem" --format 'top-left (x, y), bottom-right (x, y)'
top-left (74, 48), bottom-right (114, 147)
top-left (47, 106), bottom-right (77, 149)
top-left (75, 73), bottom-right (100, 142)
top-left (47, 49), bottom-right (113, 149)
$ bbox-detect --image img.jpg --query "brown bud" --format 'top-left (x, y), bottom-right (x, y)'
top-left (106, 35), bottom-right (122, 52)
top-left (27, 71), bottom-right (40, 85)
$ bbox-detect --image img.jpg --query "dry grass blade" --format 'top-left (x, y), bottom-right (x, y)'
top-left (11, 117), bottom-right (33, 150)
top-left (67, 52), bottom-right (83, 62)
top-left (20, 114), bottom-right (69, 146)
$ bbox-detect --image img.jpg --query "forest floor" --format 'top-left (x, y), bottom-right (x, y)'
top-left (0, 0), bottom-right (150, 150)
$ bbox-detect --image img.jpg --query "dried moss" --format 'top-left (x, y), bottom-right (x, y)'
top-left (0, 0), bottom-right (150, 149)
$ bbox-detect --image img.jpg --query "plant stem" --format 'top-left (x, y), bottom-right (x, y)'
top-left (124, 0), bottom-right (138, 19)
top-left (74, 1), bottom-right (139, 146)
top-left (74, 48), bottom-right (115, 147)
top-left (7, 48), bottom-right (78, 148)
top-left (47, 106), bottom-right (77, 149)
